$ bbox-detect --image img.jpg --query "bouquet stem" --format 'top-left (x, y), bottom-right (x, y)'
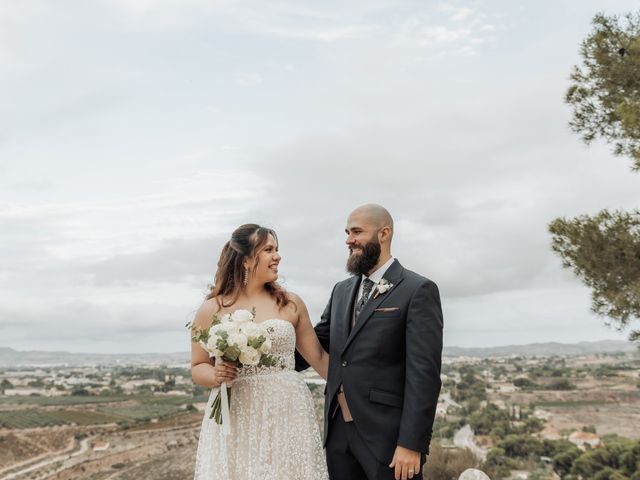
top-left (210, 384), bottom-right (231, 427)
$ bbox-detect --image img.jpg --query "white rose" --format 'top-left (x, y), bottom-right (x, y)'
top-left (220, 313), bottom-right (233, 323)
top-left (228, 333), bottom-right (248, 348)
top-left (218, 322), bottom-right (239, 336)
top-left (239, 346), bottom-right (260, 366)
top-left (231, 309), bottom-right (254, 323)
top-left (239, 321), bottom-right (262, 338)
top-left (208, 324), bottom-right (223, 339)
top-left (259, 337), bottom-right (272, 354)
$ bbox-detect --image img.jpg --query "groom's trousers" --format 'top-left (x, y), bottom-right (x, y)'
top-left (325, 409), bottom-right (425, 480)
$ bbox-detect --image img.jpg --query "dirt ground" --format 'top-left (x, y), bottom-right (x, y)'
top-left (0, 387), bottom-right (329, 480)
top-left (490, 379), bottom-right (640, 440)
top-left (0, 413), bottom-right (201, 480)
top-left (542, 402), bottom-right (640, 439)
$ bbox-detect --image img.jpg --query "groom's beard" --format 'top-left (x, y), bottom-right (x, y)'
top-left (346, 239), bottom-right (381, 276)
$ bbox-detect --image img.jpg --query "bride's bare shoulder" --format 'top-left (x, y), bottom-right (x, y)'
top-left (285, 291), bottom-right (309, 316)
top-left (193, 297), bottom-right (223, 329)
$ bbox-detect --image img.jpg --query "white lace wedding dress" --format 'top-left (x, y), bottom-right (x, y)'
top-left (193, 319), bottom-right (329, 479)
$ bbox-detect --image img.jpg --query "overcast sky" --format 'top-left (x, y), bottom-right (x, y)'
top-left (1, 0), bottom-right (639, 354)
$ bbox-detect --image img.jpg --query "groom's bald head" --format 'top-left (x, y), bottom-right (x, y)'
top-left (349, 204), bottom-right (394, 238)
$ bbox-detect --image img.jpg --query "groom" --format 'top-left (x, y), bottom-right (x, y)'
top-left (296, 204), bottom-right (443, 480)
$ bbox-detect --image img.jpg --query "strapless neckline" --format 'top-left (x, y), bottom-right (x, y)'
top-left (254, 318), bottom-right (295, 329)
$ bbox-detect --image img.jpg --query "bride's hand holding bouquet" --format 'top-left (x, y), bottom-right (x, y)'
top-left (188, 308), bottom-right (279, 429)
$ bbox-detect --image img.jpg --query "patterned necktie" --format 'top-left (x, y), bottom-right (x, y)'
top-left (355, 278), bottom-right (375, 320)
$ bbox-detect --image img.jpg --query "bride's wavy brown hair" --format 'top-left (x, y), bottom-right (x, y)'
top-left (206, 224), bottom-right (291, 310)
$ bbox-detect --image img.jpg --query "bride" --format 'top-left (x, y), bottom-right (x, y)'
top-left (191, 224), bottom-right (330, 479)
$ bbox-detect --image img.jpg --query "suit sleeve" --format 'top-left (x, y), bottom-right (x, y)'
top-left (294, 285), bottom-right (334, 371)
top-left (397, 280), bottom-right (443, 454)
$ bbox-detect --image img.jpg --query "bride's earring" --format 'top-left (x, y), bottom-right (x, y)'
top-left (243, 267), bottom-right (249, 287)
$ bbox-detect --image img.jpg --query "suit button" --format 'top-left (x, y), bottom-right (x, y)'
top-left (341, 360), bottom-right (348, 367)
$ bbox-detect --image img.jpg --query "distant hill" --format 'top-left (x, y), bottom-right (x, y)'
top-left (0, 347), bottom-right (189, 367)
top-left (443, 340), bottom-right (637, 357)
top-left (0, 340), bottom-right (636, 367)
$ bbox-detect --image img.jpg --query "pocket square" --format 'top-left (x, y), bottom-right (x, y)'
top-left (374, 307), bottom-right (400, 312)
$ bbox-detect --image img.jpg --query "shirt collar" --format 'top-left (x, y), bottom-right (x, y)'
top-left (362, 256), bottom-right (395, 285)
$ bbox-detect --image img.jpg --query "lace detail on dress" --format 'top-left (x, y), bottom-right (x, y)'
top-left (193, 319), bottom-right (328, 480)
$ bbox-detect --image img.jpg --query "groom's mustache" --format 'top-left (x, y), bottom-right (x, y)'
top-left (348, 242), bottom-right (367, 252)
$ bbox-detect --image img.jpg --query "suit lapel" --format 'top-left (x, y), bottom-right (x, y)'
top-left (342, 259), bottom-right (405, 353)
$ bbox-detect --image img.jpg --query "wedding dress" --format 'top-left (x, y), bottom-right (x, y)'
top-left (193, 319), bottom-right (329, 479)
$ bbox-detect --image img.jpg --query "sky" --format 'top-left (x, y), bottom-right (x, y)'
top-left (1, 0), bottom-right (639, 354)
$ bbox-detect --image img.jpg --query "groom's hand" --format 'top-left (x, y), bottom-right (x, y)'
top-left (389, 445), bottom-right (421, 480)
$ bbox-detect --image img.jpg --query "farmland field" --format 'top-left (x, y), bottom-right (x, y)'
top-left (0, 409), bottom-right (124, 428)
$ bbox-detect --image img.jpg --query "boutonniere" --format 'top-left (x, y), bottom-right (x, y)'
top-left (373, 278), bottom-right (393, 299)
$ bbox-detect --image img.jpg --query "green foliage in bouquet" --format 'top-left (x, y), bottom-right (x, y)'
top-left (186, 308), bottom-right (283, 423)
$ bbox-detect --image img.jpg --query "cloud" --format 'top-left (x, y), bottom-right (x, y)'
top-left (0, 301), bottom-right (196, 353)
top-left (238, 75), bottom-right (639, 312)
top-left (445, 285), bottom-right (629, 347)
top-left (236, 73), bottom-right (264, 87)
top-left (2, 0), bottom-right (639, 354)
top-left (0, 171), bottom-right (263, 344)
top-left (78, 236), bottom-right (223, 286)
top-left (449, 7), bottom-right (475, 22)
top-left (390, 3), bottom-right (502, 56)
top-left (99, 0), bottom-right (382, 41)
top-left (0, 170), bottom-right (264, 259)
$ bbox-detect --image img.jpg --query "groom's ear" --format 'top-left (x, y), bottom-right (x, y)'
top-left (378, 225), bottom-right (392, 244)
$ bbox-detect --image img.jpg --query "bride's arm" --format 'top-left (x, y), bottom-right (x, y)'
top-left (191, 300), bottom-right (238, 388)
top-left (291, 294), bottom-right (329, 380)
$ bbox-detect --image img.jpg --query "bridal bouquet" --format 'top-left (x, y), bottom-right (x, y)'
top-left (189, 308), bottom-right (279, 431)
